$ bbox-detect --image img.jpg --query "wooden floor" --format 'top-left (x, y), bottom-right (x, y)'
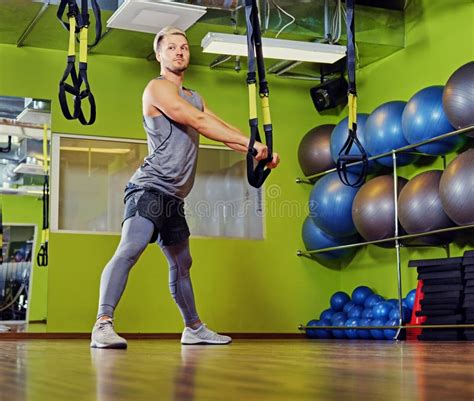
top-left (0, 339), bottom-right (473, 401)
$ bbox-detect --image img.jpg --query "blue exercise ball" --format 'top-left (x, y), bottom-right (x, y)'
top-left (370, 319), bottom-right (386, 340)
top-left (309, 172), bottom-right (360, 237)
top-left (314, 319), bottom-right (333, 339)
top-left (366, 101), bottom-right (419, 167)
top-left (306, 319), bottom-right (319, 338)
top-left (320, 308), bottom-right (335, 321)
top-left (302, 216), bottom-right (358, 261)
top-left (383, 319), bottom-right (399, 340)
top-left (351, 286), bottom-right (374, 306)
top-left (405, 289), bottom-right (417, 309)
top-left (348, 305), bottom-right (364, 319)
top-left (364, 294), bottom-right (384, 309)
top-left (361, 308), bottom-right (374, 319)
top-left (358, 318), bottom-right (372, 339)
top-left (330, 292), bottom-right (351, 312)
top-left (302, 216), bottom-right (359, 261)
top-left (372, 302), bottom-right (393, 320)
top-left (402, 86), bottom-right (465, 155)
top-left (345, 318), bottom-right (360, 339)
top-left (330, 114), bottom-right (375, 174)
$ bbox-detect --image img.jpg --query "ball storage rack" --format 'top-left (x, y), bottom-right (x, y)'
top-left (296, 124), bottom-right (474, 339)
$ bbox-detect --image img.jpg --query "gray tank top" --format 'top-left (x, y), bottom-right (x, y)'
top-left (129, 77), bottom-right (203, 200)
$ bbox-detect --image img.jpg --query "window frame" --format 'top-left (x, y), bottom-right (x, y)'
top-left (50, 133), bottom-right (265, 239)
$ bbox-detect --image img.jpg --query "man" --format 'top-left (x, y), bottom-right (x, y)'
top-left (91, 27), bottom-right (280, 349)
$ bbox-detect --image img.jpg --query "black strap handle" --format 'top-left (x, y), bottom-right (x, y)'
top-left (57, 0), bottom-right (101, 126)
top-left (245, 0), bottom-right (273, 188)
top-left (336, 0), bottom-right (368, 188)
top-left (37, 174), bottom-right (49, 267)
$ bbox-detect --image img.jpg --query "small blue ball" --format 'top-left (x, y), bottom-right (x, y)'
top-left (383, 319), bottom-right (399, 340)
top-left (351, 286), bottom-right (374, 306)
top-left (405, 289), bottom-right (417, 310)
top-left (332, 318), bottom-right (347, 339)
top-left (314, 319), bottom-right (333, 339)
top-left (361, 308), bottom-right (374, 319)
top-left (344, 318), bottom-right (360, 339)
top-left (370, 319), bottom-right (386, 340)
top-left (306, 319), bottom-right (319, 338)
top-left (320, 308), bottom-right (335, 321)
top-left (343, 301), bottom-right (356, 315)
top-left (330, 291), bottom-right (351, 312)
top-left (364, 294), bottom-right (385, 309)
top-left (372, 302), bottom-right (393, 320)
top-left (331, 312), bottom-right (347, 324)
top-left (348, 305), bottom-right (364, 319)
top-left (358, 318), bottom-right (372, 339)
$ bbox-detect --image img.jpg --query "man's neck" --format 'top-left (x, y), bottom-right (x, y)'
top-left (161, 70), bottom-right (184, 89)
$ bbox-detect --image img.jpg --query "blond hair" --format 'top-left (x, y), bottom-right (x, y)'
top-left (153, 26), bottom-right (187, 53)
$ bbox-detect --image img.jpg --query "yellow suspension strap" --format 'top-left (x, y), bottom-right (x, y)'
top-left (37, 124), bottom-right (49, 267)
top-left (336, 0), bottom-right (368, 188)
top-left (57, 0), bottom-right (101, 125)
top-left (244, 0), bottom-right (273, 188)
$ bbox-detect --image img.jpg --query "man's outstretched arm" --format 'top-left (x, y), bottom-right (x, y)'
top-left (144, 79), bottom-right (268, 160)
top-left (202, 99), bottom-right (280, 169)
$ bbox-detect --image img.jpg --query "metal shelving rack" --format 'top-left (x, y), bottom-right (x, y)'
top-left (296, 125), bottom-right (474, 338)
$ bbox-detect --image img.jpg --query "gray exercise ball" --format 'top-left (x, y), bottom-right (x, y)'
top-left (398, 170), bottom-right (454, 245)
top-left (298, 124), bottom-right (336, 176)
top-left (439, 149), bottom-right (474, 225)
top-left (443, 62), bottom-right (474, 136)
top-left (352, 175), bottom-right (408, 244)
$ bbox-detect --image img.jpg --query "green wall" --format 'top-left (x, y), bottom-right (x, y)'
top-left (0, 41), bottom-right (340, 332)
top-left (1, 0), bottom-right (472, 332)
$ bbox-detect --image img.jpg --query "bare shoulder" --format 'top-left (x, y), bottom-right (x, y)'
top-left (144, 78), bottom-right (178, 98)
top-left (143, 80), bottom-right (181, 116)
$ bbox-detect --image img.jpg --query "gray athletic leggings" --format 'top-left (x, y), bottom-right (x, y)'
top-left (97, 215), bottom-right (200, 326)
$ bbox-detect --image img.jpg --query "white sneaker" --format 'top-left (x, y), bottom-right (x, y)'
top-left (90, 319), bottom-right (128, 349)
top-left (181, 324), bottom-right (232, 345)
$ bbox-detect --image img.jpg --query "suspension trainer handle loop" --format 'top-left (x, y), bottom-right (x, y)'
top-left (336, 0), bottom-right (368, 188)
top-left (37, 125), bottom-right (50, 267)
top-left (245, 0), bottom-right (273, 188)
top-left (57, 0), bottom-right (101, 125)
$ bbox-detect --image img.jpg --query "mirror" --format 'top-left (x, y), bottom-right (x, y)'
top-left (0, 224), bottom-right (36, 332)
top-left (0, 95), bottom-right (50, 333)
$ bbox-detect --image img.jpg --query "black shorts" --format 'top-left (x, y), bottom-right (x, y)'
top-left (123, 183), bottom-right (190, 247)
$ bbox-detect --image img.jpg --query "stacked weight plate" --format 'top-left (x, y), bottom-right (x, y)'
top-left (409, 255), bottom-right (466, 341)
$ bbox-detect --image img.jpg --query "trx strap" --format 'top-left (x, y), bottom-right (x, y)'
top-left (336, 0), bottom-right (368, 188)
top-left (244, 0), bottom-right (273, 189)
top-left (57, 0), bottom-right (102, 125)
top-left (37, 124), bottom-right (49, 267)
